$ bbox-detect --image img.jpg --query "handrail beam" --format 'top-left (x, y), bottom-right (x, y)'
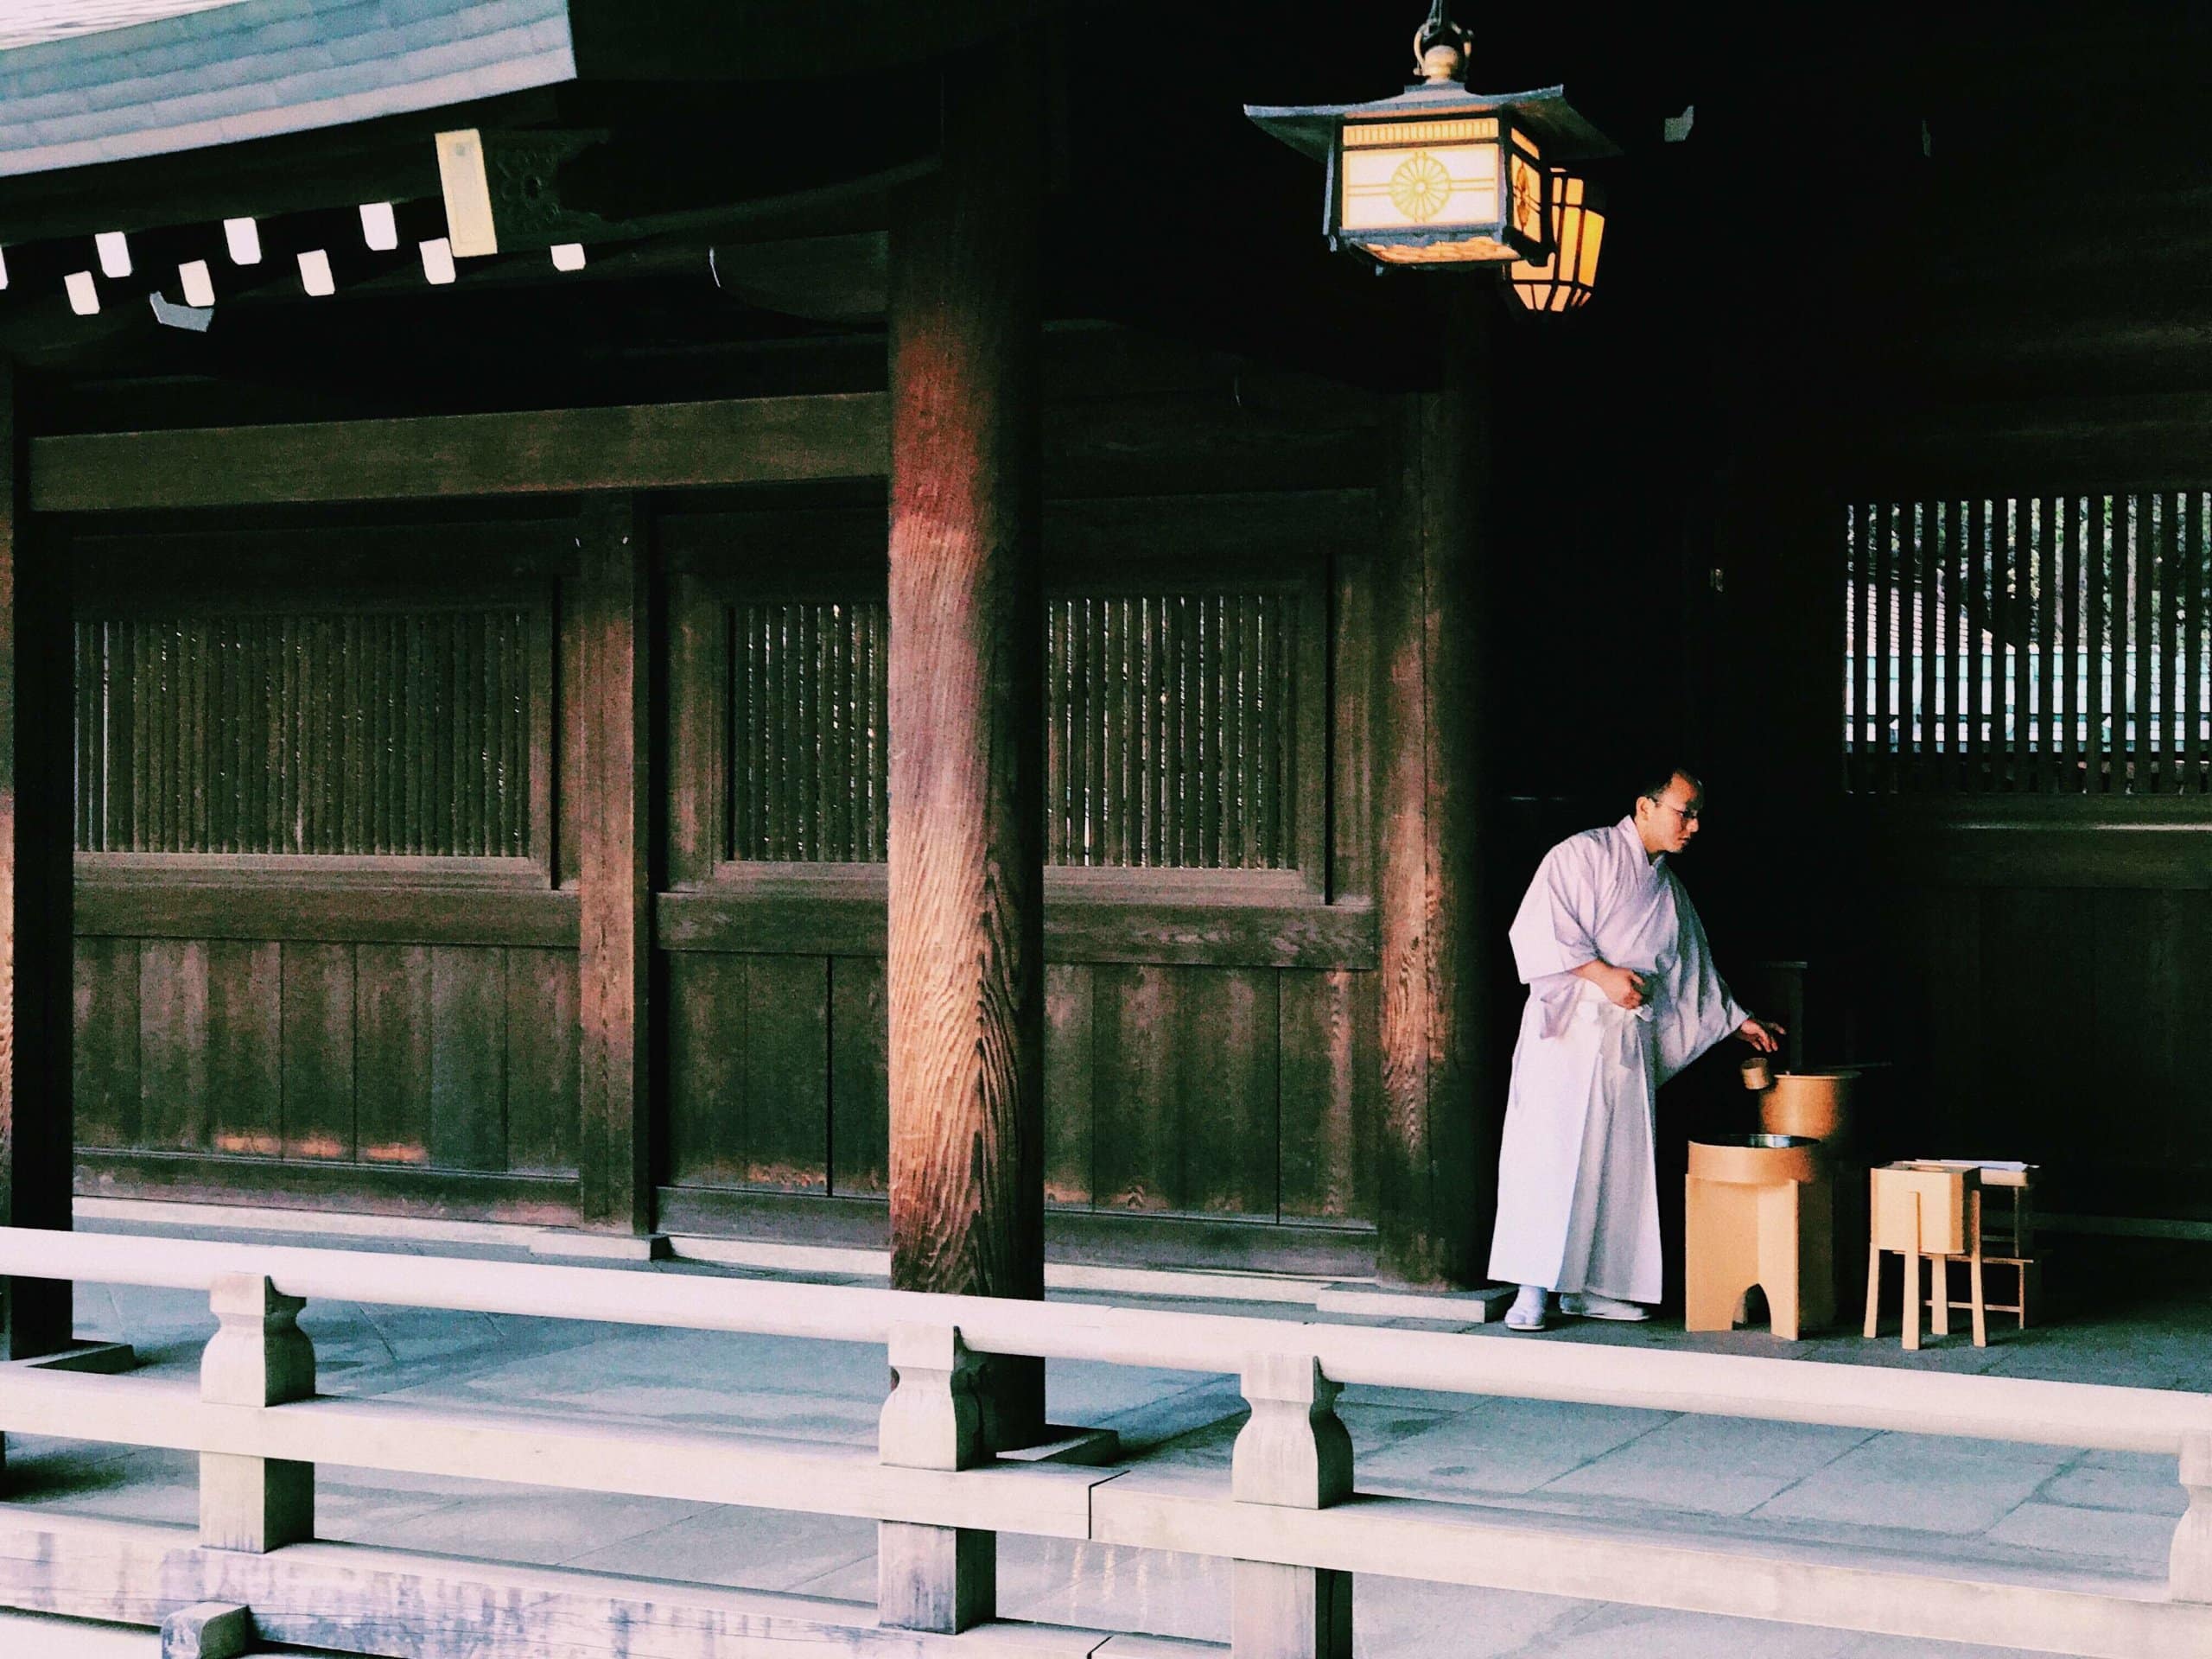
top-left (0, 1229), bottom-right (2202, 1456)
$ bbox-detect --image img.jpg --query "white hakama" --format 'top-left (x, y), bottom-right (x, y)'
top-left (1487, 817), bottom-right (1746, 1304)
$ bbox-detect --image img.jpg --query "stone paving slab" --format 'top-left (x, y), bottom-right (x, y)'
top-left (1357, 1397), bottom-right (1675, 1497)
top-left (1541, 1413), bottom-right (1879, 1516)
top-left (2042, 1455), bottom-right (2193, 1516)
top-left (1751, 1436), bottom-right (2074, 1535)
top-left (1982, 1498), bottom-right (2180, 1570)
top-left (563, 1503), bottom-right (876, 1592)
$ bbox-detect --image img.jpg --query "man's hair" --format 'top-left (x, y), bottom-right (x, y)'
top-left (1636, 765), bottom-right (1701, 806)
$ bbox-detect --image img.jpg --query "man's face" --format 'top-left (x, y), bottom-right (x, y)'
top-left (1641, 775), bottom-right (1704, 855)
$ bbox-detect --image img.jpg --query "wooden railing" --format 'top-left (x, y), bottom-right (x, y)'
top-left (0, 1228), bottom-right (2205, 1658)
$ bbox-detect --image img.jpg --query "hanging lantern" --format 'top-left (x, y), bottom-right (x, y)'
top-left (1509, 169), bottom-right (1606, 310)
top-left (1244, 3), bottom-right (1616, 272)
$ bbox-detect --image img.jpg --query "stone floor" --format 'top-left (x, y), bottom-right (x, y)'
top-left (2, 1215), bottom-right (2207, 1657)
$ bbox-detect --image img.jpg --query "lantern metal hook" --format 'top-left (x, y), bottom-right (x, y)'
top-left (1414, 2), bottom-right (1471, 85)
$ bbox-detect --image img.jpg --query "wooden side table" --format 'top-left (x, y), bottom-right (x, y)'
top-left (1866, 1162), bottom-right (1986, 1350)
top-left (1928, 1162), bottom-right (2039, 1332)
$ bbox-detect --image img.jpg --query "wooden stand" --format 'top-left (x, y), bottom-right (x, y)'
top-left (1684, 1137), bottom-right (1833, 1340)
top-left (1932, 1165), bottom-right (2038, 1332)
top-left (1865, 1164), bottom-right (1985, 1351)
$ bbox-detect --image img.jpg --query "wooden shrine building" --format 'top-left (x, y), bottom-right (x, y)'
top-left (0, 0), bottom-right (2208, 1368)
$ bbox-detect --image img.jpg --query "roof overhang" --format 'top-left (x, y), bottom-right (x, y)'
top-left (0, 0), bottom-right (577, 179)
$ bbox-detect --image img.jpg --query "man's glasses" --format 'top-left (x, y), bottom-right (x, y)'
top-left (1653, 800), bottom-right (1703, 823)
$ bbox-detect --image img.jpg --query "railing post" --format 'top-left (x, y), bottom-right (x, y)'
top-left (877, 1322), bottom-right (994, 1633)
top-left (1230, 1352), bottom-right (1354, 1659)
top-left (2174, 1432), bottom-right (2212, 1601)
top-left (199, 1273), bottom-right (315, 1552)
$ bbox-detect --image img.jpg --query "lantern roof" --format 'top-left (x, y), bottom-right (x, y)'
top-left (1244, 80), bottom-right (1619, 167)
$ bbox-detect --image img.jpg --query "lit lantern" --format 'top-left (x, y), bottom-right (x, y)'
top-left (1509, 169), bottom-right (1605, 310)
top-left (1244, 3), bottom-right (1615, 271)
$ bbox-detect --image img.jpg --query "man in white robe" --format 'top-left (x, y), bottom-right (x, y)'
top-left (1490, 768), bottom-right (1781, 1332)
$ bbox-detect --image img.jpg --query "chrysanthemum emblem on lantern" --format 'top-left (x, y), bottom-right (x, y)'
top-left (1245, 2), bottom-right (1616, 275)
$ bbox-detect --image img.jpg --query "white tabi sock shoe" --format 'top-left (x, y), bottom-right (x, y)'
top-left (1558, 1291), bottom-right (1651, 1322)
top-left (1503, 1285), bottom-right (1549, 1332)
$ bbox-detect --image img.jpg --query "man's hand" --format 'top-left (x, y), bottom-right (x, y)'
top-left (1736, 1016), bottom-right (1784, 1054)
top-left (1582, 962), bottom-right (1649, 1010)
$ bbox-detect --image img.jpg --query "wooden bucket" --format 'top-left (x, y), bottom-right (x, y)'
top-left (1758, 1071), bottom-right (1858, 1144)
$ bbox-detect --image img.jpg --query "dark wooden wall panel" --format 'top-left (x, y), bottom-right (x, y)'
top-left (77, 935), bottom-right (577, 1184)
top-left (2090, 887), bottom-right (2212, 1215)
top-left (666, 951), bottom-right (830, 1193)
top-left (278, 943), bottom-right (354, 1162)
top-left (73, 938), bottom-right (138, 1150)
top-left (1278, 968), bottom-right (1376, 1223)
top-left (354, 944), bottom-right (433, 1166)
top-left (1042, 962), bottom-right (1094, 1207)
top-left (505, 947), bottom-right (580, 1175)
top-left (666, 952), bottom-right (748, 1188)
top-left (1910, 888), bottom-right (1984, 1160)
top-left (1975, 891), bottom-right (2098, 1173)
top-left (828, 956), bottom-right (888, 1198)
top-left (58, 441), bottom-right (1382, 1251)
top-left (205, 940), bottom-right (282, 1159)
top-left (1094, 963), bottom-right (1176, 1211)
top-left (430, 945), bottom-right (507, 1172)
top-left (741, 956), bottom-right (829, 1192)
top-left (137, 939), bottom-right (208, 1152)
top-left (1180, 968), bottom-right (1279, 1217)
top-left (1857, 870), bottom-right (2212, 1223)
top-left (661, 953), bottom-right (1325, 1222)
top-left (1091, 963), bottom-right (1278, 1219)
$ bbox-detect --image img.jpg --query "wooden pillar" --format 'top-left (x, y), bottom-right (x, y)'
top-left (575, 496), bottom-right (654, 1236)
top-left (1375, 295), bottom-right (1495, 1288)
top-left (0, 359), bottom-right (75, 1358)
top-left (885, 33), bottom-right (1046, 1448)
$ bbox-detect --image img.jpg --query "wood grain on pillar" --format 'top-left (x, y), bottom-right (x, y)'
top-left (886, 35), bottom-right (1046, 1442)
top-left (1376, 296), bottom-right (1494, 1287)
top-left (0, 359), bottom-right (74, 1357)
top-left (575, 496), bottom-right (654, 1235)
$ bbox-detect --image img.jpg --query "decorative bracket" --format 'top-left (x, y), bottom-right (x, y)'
top-left (878, 1322), bottom-right (987, 1472)
top-left (1233, 1351), bottom-right (1353, 1510)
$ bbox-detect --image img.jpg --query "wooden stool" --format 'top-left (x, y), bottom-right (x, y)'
top-left (1865, 1163), bottom-right (1985, 1350)
top-left (1685, 1135), bottom-right (1832, 1340)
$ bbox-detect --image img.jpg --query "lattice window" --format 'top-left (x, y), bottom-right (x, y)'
top-left (1046, 592), bottom-right (1297, 868)
top-left (729, 600), bottom-right (890, 863)
top-left (74, 608), bottom-right (539, 855)
top-left (1844, 494), bottom-right (2212, 793)
top-left (726, 590), bottom-right (1300, 868)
